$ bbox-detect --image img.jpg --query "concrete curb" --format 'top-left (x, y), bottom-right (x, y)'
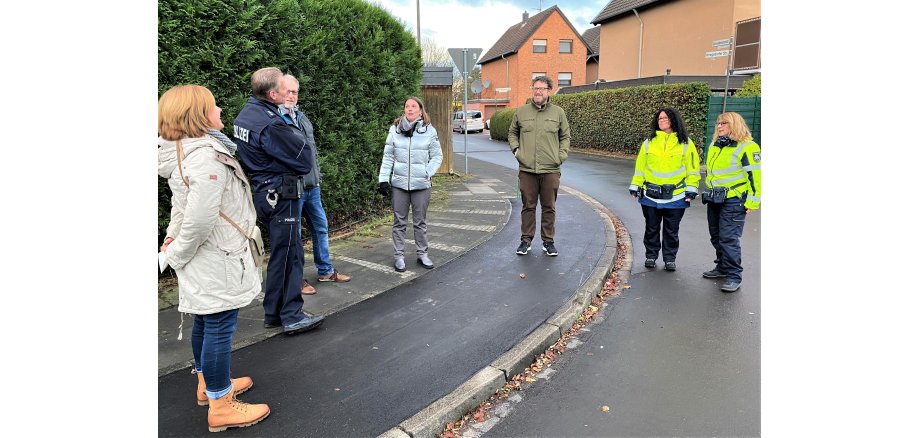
top-left (380, 184), bottom-right (625, 438)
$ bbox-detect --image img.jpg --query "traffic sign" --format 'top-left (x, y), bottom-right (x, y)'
top-left (448, 48), bottom-right (482, 74)
top-left (706, 50), bottom-right (730, 59)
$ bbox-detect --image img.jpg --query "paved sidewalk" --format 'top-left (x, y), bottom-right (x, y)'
top-left (158, 174), bottom-right (515, 376)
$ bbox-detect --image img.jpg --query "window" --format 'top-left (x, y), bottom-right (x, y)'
top-left (532, 72), bottom-right (546, 80)
top-left (558, 72), bottom-right (572, 87)
top-left (533, 39), bottom-right (546, 53)
top-left (559, 39), bottom-right (572, 54)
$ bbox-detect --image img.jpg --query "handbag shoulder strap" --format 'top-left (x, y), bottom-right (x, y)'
top-left (174, 138), bottom-right (256, 240)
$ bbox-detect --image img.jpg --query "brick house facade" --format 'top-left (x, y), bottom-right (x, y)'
top-left (472, 6), bottom-right (589, 121)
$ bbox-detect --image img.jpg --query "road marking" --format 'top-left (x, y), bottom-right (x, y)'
top-left (428, 222), bottom-right (496, 232)
top-left (335, 256), bottom-right (416, 279)
top-left (406, 240), bottom-right (465, 253)
top-left (430, 209), bottom-right (505, 215)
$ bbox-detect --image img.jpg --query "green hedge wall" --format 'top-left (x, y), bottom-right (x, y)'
top-left (158, 0), bottom-right (421, 237)
top-left (488, 108), bottom-right (517, 142)
top-left (551, 82), bottom-right (710, 154)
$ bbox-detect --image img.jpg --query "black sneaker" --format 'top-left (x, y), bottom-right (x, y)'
top-left (720, 280), bottom-right (741, 293)
top-left (516, 240), bottom-right (531, 255)
top-left (702, 269), bottom-right (727, 278)
top-left (542, 242), bottom-right (558, 256)
top-left (644, 258), bottom-right (656, 268)
top-left (664, 261), bottom-right (676, 271)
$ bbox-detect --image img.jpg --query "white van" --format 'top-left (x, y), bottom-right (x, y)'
top-left (452, 110), bottom-right (485, 133)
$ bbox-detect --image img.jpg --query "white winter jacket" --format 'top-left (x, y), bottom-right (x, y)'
top-left (158, 135), bottom-right (261, 315)
top-left (378, 123), bottom-right (443, 191)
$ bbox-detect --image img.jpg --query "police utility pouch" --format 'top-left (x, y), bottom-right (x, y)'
top-left (280, 175), bottom-right (303, 200)
top-left (644, 183), bottom-right (675, 199)
top-left (702, 187), bottom-right (728, 204)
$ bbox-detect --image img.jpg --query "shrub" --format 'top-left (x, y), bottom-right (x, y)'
top-left (551, 82), bottom-right (710, 154)
top-left (158, 0), bottom-right (421, 239)
top-left (734, 73), bottom-right (761, 97)
top-left (488, 108), bottom-right (517, 141)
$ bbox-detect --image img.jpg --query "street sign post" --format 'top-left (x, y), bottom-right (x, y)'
top-left (448, 48), bottom-right (481, 174)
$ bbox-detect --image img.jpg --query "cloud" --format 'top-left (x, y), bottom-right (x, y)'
top-left (369, 0), bottom-right (608, 59)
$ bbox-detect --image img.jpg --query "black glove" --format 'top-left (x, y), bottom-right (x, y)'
top-left (685, 192), bottom-right (697, 201)
top-left (377, 182), bottom-right (391, 196)
top-left (629, 189), bottom-right (638, 198)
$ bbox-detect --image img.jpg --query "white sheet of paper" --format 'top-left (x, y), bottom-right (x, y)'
top-left (159, 251), bottom-right (168, 273)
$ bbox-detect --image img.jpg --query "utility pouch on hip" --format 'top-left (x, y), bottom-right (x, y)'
top-left (702, 187), bottom-right (728, 204)
top-left (644, 183), bottom-right (675, 199)
top-left (280, 175), bottom-right (303, 200)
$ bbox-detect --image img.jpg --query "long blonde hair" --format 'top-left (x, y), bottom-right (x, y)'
top-left (158, 84), bottom-right (216, 141)
top-left (711, 112), bottom-right (753, 143)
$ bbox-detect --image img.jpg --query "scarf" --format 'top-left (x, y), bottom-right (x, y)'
top-left (715, 136), bottom-right (734, 147)
top-left (208, 129), bottom-right (238, 155)
top-left (397, 116), bottom-right (422, 137)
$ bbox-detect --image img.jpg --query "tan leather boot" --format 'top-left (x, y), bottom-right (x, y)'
top-left (207, 391), bottom-right (270, 432)
top-left (197, 372), bottom-right (253, 406)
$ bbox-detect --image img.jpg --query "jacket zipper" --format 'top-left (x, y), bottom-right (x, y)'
top-left (240, 258), bottom-right (245, 284)
top-left (407, 136), bottom-right (412, 190)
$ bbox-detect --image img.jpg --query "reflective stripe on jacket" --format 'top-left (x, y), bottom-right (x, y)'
top-left (629, 131), bottom-right (701, 204)
top-left (705, 139), bottom-right (762, 210)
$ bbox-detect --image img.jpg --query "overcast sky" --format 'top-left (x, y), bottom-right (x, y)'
top-left (369, 0), bottom-right (609, 61)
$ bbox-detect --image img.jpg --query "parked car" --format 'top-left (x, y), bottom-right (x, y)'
top-left (452, 110), bottom-right (484, 133)
top-left (485, 118), bottom-right (490, 130)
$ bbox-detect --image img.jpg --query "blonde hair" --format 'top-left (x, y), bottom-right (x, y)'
top-left (712, 112), bottom-right (753, 143)
top-left (158, 84), bottom-right (216, 141)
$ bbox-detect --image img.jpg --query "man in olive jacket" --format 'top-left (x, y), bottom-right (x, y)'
top-left (508, 75), bottom-right (571, 257)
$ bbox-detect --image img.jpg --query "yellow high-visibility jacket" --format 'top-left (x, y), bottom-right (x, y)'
top-left (629, 131), bottom-right (700, 204)
top-left (705, 138), bottom-right (761, 210)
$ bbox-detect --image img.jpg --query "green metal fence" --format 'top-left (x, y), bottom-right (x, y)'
top-left (703, 96), bottom-right (761, 157)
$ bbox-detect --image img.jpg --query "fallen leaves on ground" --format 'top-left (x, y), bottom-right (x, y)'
top-left (602, 405), bottom-right (610, 412)
top-left (520, 272), bottom-right (526, 279)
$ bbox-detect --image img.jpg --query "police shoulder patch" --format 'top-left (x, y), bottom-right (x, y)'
top-left (753, 152), bottom-right (761, 163)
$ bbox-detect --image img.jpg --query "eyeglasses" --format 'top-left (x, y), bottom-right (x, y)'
top-left (716, 121), bottom-right (729, 126)
top-left (531, 87), bottom-right (549, 92)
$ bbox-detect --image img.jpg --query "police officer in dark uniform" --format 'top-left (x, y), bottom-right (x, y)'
top-left (233, 67), bottom-right (324, 335)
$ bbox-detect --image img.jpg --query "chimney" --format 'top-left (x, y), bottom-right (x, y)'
top-left (522, 11), bottom-right (529, 23)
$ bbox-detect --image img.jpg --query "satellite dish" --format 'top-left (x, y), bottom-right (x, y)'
top-left (483, 80), bottom-right (491, 88)
top-left (471, 80), bottom-right (483, 94)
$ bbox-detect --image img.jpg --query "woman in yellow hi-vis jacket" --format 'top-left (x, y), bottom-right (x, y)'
top-left (629, 108), bottom-right (700, 271)
top-left (701, 112), bottom-right (761, 293)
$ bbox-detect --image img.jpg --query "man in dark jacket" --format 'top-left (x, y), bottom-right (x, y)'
top-left (233, 67), bottom-right (324, 335)
top-left (507, 75), bottom-right (571, 257)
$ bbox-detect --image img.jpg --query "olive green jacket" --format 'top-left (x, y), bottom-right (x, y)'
top-left (507, 99), bottom-right (571, 173)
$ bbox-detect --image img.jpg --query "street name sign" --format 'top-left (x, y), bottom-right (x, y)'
top-left (706, 50), bottom-right (730, 59)
top-left (713, 37), bottom-right (732, 48)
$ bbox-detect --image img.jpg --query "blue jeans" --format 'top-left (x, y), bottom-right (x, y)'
top-left (192, 309), bottom-right (238, 399)
top-left (298, 186), bottom-right (333, 276)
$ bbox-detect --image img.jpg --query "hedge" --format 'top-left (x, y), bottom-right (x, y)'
top-left (488, 108), bottom-right (517, 142)
top-left (551, 82), bottom-right (710, 154)
top-left (158, 0), bottom-right (421, 238)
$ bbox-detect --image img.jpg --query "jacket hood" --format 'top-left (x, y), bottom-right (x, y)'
top-left (158, 136), bottom-right (227, 179)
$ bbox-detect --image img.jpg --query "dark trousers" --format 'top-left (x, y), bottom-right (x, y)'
top-left (706, 199), bottom-right (747, 282)
top-left (191, 309), bottom-right (238, 396)
top-left (254, 193), bottom-right (306, 327)
top-left (641, 205), bottom-right (686, 262)
top-left (519, 170), bottom-right (560, 244)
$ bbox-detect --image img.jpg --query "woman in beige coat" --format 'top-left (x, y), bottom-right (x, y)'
top-left (157, 84), bottom-right (269, 432)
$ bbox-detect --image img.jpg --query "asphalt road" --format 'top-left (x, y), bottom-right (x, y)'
top-left (455, 131), bottom-right (761, 437)
top-left (157, 156), bottom-right (608, 437)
